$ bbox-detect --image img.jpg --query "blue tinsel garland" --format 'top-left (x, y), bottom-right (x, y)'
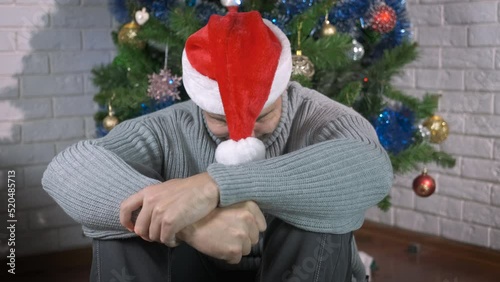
top-left (109, 0), bottom-right (178, 24)
top-left (370, 106), bottom-right (416, 155)
top-left (109, 1), bottom-right (411, 48)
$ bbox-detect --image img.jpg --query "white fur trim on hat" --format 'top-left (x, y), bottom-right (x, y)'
top-left (215, 137), bottom-right (266, 165)
top-left (182, 19), bottom-right (292, 115)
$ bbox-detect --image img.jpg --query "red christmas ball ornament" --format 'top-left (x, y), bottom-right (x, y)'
top-left (370, 3), bottom-right (397, 34)
top-left (412, 168), bottom-right (436, 197)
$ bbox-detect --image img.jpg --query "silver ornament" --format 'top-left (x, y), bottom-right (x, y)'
top-left (418, 124), bottom-right (431, 142)
top-left (348, 39), bottom-right (365, 61)
top-left (292, 54), bottom-right (315, 79)
top-left (220, 0), bottom-right (241, 7)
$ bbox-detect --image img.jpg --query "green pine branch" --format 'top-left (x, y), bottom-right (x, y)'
top-left (168, 7), bottom-right (203, 42)
top-left (291, 74), bottom-right (313, 88)
top-left (377, 195), bottom-right (391, 212)
top-left (332, 81), bottom-right (362, 106)
top-left (354, 85), bottom-right (386, 117)
top-left (390, 142), bottom-right (456, 174)
top-left (382, 85), bottom-right (439, 119)
top-left (94, 86), bottom-right (151, 122)
top-left (288, 0), bottom-right (335, 50)
top-left (138, 17), bottom-right (175, 45)
top-left (367, 42), bottom-right (418, 82)
top-left (91, 64), bottom-right (129, 91)
top-left (301, 33), bottom-right (352, 71)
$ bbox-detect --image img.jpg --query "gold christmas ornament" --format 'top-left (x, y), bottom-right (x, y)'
top-left (292, 21), bottom-right (315, 79)
top-left (118, 21), bottom-right (145, 49)
top-left (422, 115), bottom-right (449, 144)
top-left (103, 100), bottom-right (119, 131)
top-left (292, 50), bottom-right (315, 79)
top-left (103, 115), bottom-right (119, 131)
top-left (320, 11), bottom-right (336, 37)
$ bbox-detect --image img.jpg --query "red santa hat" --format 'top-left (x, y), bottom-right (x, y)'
top-left (182, 10), bottom-right (292, 165)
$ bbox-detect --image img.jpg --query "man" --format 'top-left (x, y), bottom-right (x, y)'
top-left (42, 9), bottom-right (392, 282)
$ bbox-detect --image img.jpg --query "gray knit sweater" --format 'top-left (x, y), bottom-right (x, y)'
top-left (42, 81), bottom-right (392, 239)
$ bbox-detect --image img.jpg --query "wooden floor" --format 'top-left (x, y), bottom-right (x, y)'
top-left (2, 221), bottom-right (500, 282)
top-left (356, 222), bottom-right (500, 282)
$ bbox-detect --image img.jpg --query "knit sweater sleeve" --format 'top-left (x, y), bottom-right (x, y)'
top-left (41, 118), bottom-right (164, 239)
top-left (207, 110), bottom-right (393, 233)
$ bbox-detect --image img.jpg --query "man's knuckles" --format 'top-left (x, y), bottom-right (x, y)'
top-left (143, 194), bottom-right (158, 205)
top-left (237, 210), bottom-right (256, 224)
top-left (224, 246), bottom-right (243, 264)
top-left (250, 233), bottom-right (259, 245)
top-left (134, 226), bottom-right (148, 238)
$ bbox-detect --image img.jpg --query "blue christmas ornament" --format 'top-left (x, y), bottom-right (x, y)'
top-left (371, 106), bottom-right (416, 154)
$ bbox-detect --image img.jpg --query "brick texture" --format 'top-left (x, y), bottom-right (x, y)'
top-left (444, 2), bottom-right (497, 24)
top-left (375, 1), bottom-right (500, 251)
top-left (0, 0), bottom-right (116, 256)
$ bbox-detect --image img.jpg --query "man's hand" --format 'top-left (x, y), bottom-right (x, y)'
top-left (177, 201), bottom-right (267, 264)
top-left (119, 172), bottom-right (219, 246)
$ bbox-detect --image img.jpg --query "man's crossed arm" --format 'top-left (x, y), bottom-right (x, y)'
top-left (119, 172), bottom-right (267, 264)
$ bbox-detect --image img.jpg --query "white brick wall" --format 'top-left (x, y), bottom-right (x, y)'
top-left (0, 0), bottom-right (113, 256)
top-left (366, 0), bottom-right (500, 251)
top-left (2, 0), bottom-right (500, 257)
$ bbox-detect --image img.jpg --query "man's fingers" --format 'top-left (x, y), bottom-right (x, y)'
top-left (242, 238), bottom-right (252, 256)
top-left (134, 204), bottom-right (153, 241)
top-left (119, 192), bottom-right (144, 231)
top-left (149, 216), bottom-right (161, 242)
top-left (164, 235), bottom-right (181, 248)
top-left (159, 217), bottom-right (177, 245)
top-left (245, 201), bottom-right (267, 232)
top-left (249, 222), bottom-right (260, 245)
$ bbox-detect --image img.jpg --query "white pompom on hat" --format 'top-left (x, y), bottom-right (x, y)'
top-left (182, 9), bottom-right (292, 165)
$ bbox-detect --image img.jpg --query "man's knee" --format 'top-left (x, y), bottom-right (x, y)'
top-left (261, 218), bottom-right (352, 282)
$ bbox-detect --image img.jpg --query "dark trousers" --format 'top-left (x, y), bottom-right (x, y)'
top-left (89, 217), bottom-right (353, 282)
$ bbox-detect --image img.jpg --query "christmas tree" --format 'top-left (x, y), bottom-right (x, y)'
top-left (92, 0), bottom-right (456, 209)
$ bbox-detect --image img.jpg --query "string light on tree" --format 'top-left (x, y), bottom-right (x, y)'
top-left (412, 167), bottom-right (436, 197)
top-left (369, 2), bottom-right (397, 34)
